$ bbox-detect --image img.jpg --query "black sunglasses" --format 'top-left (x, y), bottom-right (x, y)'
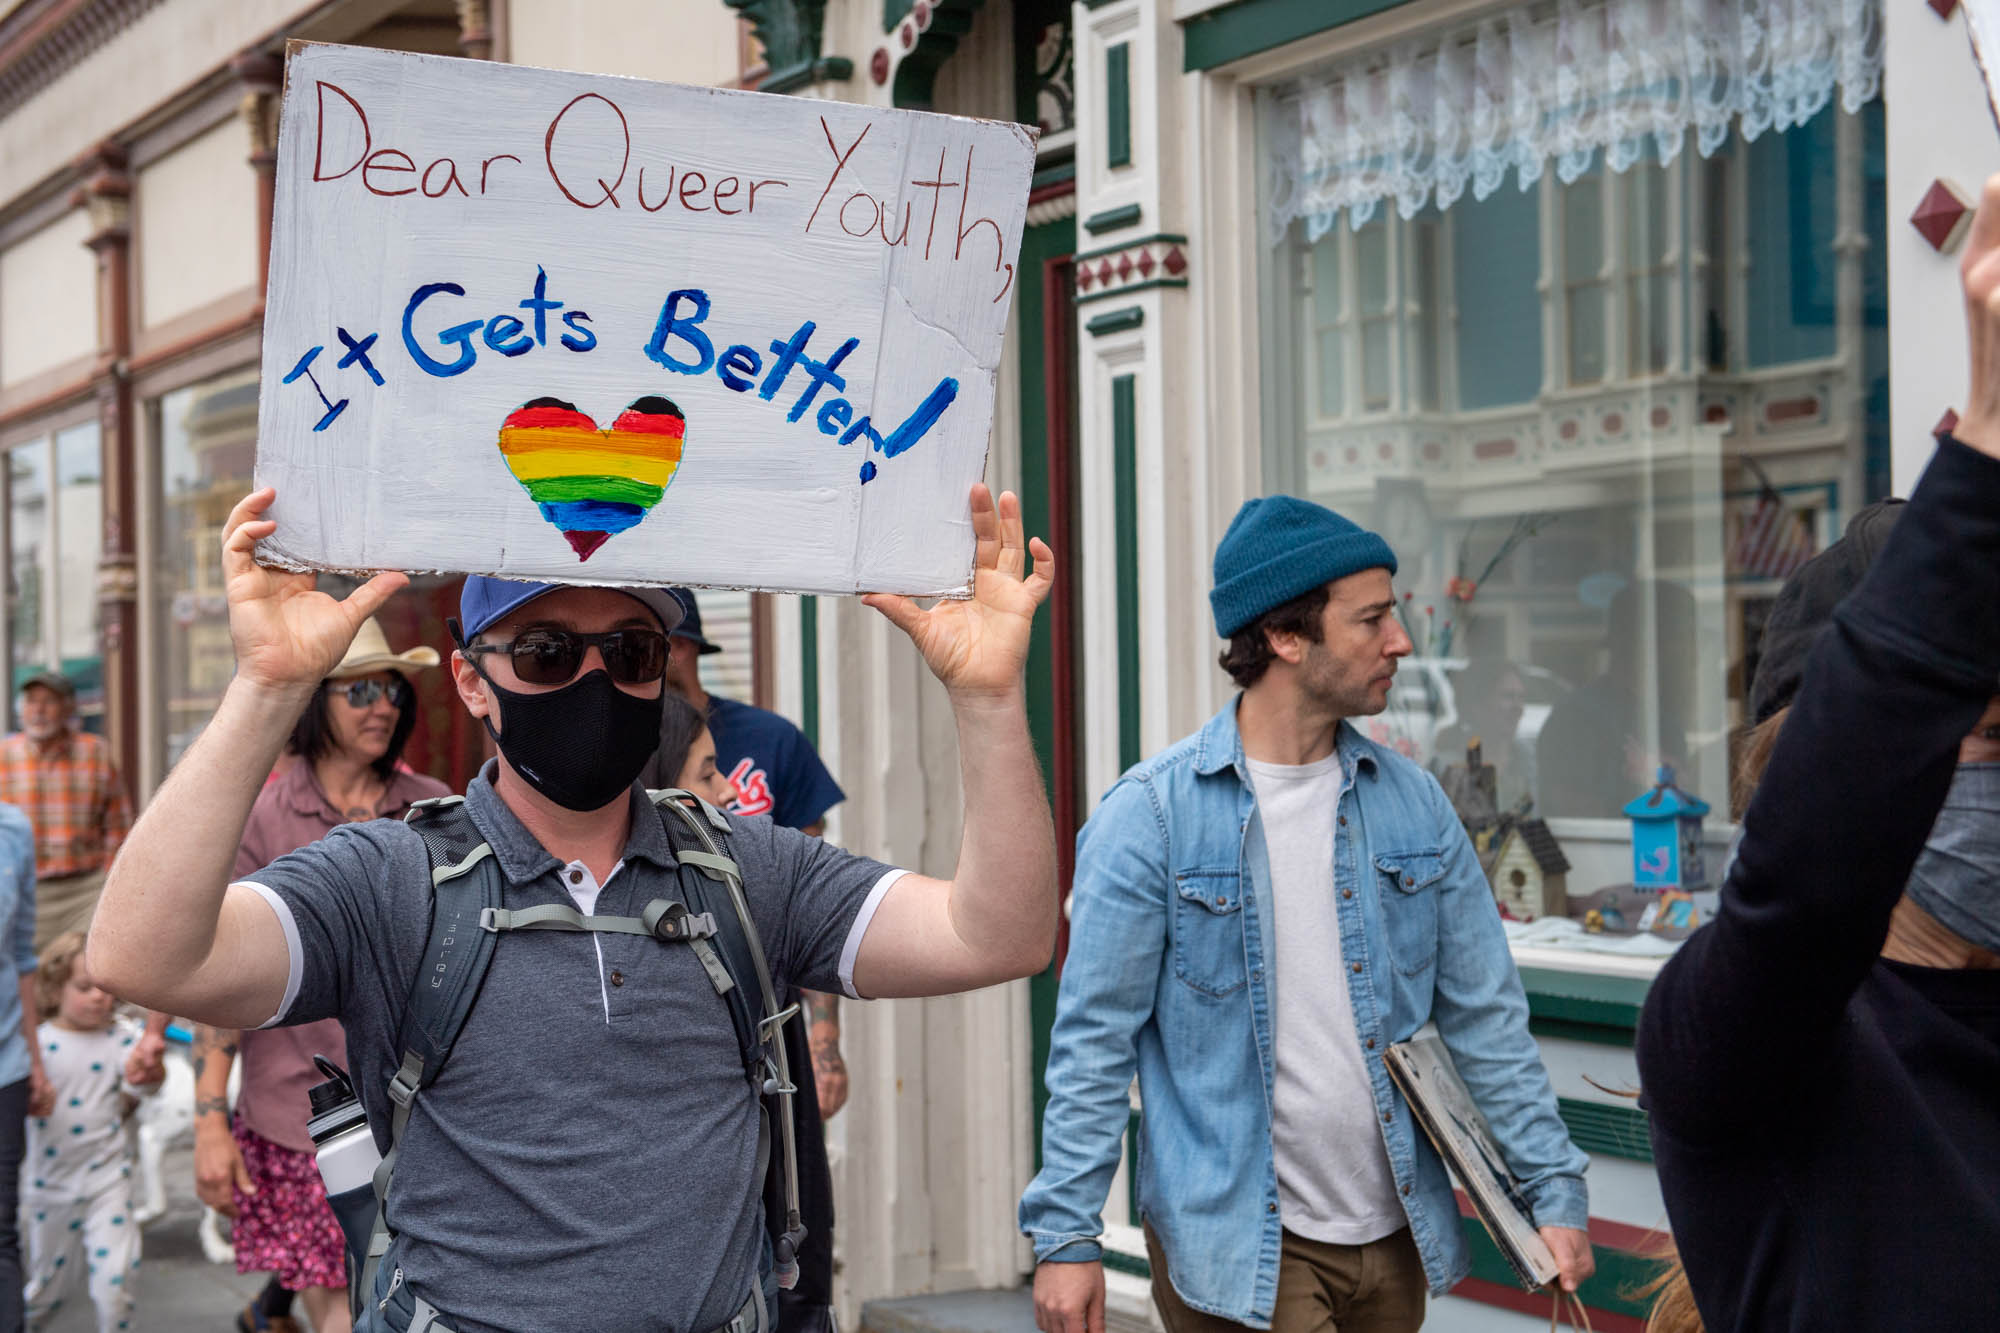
top-left (463, 626), bottom-right (669, 687)
top-left (337, 678), bottom-right (411, 709)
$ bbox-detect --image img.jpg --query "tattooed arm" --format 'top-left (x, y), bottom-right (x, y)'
top-left (191, 1026), bottom-right (253, 1215)
top-left (805, 990), bottom-right (847, 1118)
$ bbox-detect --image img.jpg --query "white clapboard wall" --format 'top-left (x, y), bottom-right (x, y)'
top-left (254, 43), bottom-right (1035, 597)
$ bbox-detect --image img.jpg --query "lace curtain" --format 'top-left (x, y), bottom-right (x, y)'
top-left (1265, 0), bottom-right (1882, 242)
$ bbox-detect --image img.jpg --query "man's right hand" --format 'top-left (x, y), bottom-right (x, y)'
top-left (193, 1121), bottom-right (254, 1216)
top-left (1033, 1259), bottom-right (1105, 1333)
top-left (222, 487), bottom-right (408, 693)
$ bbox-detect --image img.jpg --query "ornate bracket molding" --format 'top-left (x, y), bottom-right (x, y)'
top-left (869, 0), bottom-right (987, 110)
top-left (726, 0), bottom-right (853, 94)
top-left (0, 0), bottom-right (167, 123)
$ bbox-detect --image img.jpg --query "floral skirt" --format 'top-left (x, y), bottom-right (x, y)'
top-left (230, 1121), bottom-right (348, 1292)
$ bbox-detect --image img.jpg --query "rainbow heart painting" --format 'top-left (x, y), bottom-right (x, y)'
top-left (496, 396), bottom-right (686, 560)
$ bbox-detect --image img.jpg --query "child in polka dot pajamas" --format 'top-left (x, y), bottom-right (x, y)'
top-left (22, 932), bottom-right (162, 1333)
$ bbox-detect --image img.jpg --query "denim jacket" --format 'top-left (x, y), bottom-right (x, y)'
top-left (1019, 701), bottom-right (1587, 1323)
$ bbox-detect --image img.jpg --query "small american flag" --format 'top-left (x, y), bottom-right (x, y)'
top-left (1731, 462), bottom-right (1816, 580)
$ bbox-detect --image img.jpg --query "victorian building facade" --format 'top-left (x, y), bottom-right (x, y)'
top-left (0, 0), bottom-right (1989, 1330)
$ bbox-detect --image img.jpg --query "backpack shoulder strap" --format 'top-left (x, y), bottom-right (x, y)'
top-left (648, 789), bottom-right (807, 1290)
top-left (391, 796), bottom-right (505, 1119)
top-left (358, 797), bottom-right (506, 1310)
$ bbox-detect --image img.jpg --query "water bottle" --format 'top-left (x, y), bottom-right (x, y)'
top-left (307, 1054), bottom-right (380, 1194)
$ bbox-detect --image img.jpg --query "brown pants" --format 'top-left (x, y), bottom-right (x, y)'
top-left (33, 867), bottom-right (106, 955)
top-left (1146, 1223), bottom-right (1427, 1333)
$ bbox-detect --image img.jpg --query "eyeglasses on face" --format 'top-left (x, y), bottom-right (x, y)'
top-left (464, 627), bottom-right (669, 687)
top-left (337, 678), bottom-right (412, 709)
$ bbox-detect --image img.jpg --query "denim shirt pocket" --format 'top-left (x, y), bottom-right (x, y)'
top-left (1171, 870), bottom-right (1248, 997)
top-left (1373, 849), bottom-right (1445, 977)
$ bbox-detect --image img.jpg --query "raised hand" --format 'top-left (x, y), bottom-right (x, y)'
top-left (862, 485), bottom-right (1054, 699)
top-left (221, 488), bottom-right (409, 693)
top-left (1958, 175), bottom-right (2000, 459)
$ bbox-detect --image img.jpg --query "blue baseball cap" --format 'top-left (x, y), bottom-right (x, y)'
top-left (666, 587), bottom-right (723, 655)
top-left (458, 577), bottom-right (686, 639)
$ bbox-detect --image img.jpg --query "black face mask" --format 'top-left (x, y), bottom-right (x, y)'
top-left (473, 665), bottom-right (664, 813)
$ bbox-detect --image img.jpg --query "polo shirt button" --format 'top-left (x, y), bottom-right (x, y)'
top-left (610, 970), bottom-right (625, 987)
top-left (1351, 962), bottom-right (1363, 973)
top-left (568, 868), bottom-right (583, 884)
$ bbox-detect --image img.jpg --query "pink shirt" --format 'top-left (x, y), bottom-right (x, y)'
top-left (232, 760), bottom-right (450, 1152)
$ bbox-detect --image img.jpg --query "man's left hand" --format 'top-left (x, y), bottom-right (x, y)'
top-left (1538, 1226), bottom-right (1595, 1293)
top-left (126, 1028), bottom-right (168, 1088)
top-left (862, 485), bottom-right (1054, 699)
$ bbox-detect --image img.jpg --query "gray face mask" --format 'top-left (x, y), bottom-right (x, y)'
top-left (1904, 763), bottom-right (2000, 956)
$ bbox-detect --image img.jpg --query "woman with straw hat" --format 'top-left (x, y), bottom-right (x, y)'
top-left (192, 618), bottom-right (449, 1333)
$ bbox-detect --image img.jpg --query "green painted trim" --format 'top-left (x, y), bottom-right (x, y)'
top-left (1113, 375), bottom-right (1140, 772)
top-left (1105, 43), bottom-right (1131, 169)
top-left (1528, 1016), bottom-right (1636, 1049)
top-left (883, 0), bottom-right (914, 28)
top-left (1019, 217), bottom-right (1076, 1172)
top-left (759, 56), bottom-right (855, 93)
top-left (1086, 305), bottom-right (1145, 336)
top-left (1077, 278), bottom-right (1188, 305)
top-left (1032, 160), bottom-right (1078, 192)
top-left (1459, 1219), bottom-right (1659, 1319)
top-left (1083, 204), bottom-right (1143, 235)
top-left (800, 596), bottom-right (819, 750)
top-left (1518, 966), bottom-right (1653, 1033)
top-left (1075, 232), bottom-right (1188, 263)
top-left (1183, 0), bottom-right (1414, 72)
top-left (1558, 1096), bottom-right (1652, 1163)
top-left (1103, 1249), bottom-right (1151, 1279)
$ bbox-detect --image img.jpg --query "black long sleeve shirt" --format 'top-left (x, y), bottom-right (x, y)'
top-left (1637, 437), bottom-right (2000, 1332)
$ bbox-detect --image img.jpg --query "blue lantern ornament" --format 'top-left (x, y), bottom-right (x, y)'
top-left (1624, 765), bottom-right (1710, 891)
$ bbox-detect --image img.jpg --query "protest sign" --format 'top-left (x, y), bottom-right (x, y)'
top-left (255, 42), bottom-right (1036, 596)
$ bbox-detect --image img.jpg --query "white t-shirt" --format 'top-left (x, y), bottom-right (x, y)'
top-left (1248, 754), bottom-right (1405, 1245)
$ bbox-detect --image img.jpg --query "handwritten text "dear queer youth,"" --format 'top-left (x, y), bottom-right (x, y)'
top-left (308, 85), bottom-right (1017, 303)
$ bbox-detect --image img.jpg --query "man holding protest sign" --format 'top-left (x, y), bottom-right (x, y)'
top-left (84, 480), bottom-right (1057, 1333)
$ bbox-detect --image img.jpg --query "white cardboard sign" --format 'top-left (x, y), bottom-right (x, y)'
top-left (254, 43), bottom-right (1036, 596)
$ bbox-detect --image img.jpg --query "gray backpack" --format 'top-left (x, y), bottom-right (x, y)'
top-left (332, 789), bottom-right (804, 1331)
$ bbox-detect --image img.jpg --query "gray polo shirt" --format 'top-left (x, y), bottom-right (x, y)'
top-left (240, 765), bottom-right (901, 1333)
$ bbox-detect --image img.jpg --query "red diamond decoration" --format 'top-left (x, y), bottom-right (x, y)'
top-left (1116, 252), bottom-right (1133, 281)
top-left (1077, 266), bottom-right (1094, 292)
top-left (1136, 249), bottom-right (1156, 278)
top-left (1096, 259), bottom-right (1114, 286)
top-left (1929, 0), bottom-right (1958, 17)
top-left (1162, 246), bottom-right (1187, 276)
top-left (1911, 178), bottom-right (1973, 254)
top-left (1936, 407), bottom-right (1960, 439)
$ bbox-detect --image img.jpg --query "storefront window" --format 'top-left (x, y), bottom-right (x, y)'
top-left (1261, 102), bottom-right (1889, 837)
top-left (153, 372), bottom-right (257, 768)
top-left (5, 420), bottom-right (103, 730)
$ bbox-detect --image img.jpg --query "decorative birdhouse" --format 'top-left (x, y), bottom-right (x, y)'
top-left (1623, 765), bottom-right (1710, 891)
top-left (1488, 818), bottom-right (1570, 922)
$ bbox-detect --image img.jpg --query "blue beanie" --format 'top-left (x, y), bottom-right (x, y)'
top-left (1209, 496), bottom-right (1398, 637)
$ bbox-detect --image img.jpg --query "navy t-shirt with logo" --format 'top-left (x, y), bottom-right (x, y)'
top-left (707, 695), bottom-right (845, 831)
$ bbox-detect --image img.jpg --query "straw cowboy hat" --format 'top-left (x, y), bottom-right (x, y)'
top-left (327, 618), bottom-right (441, 680)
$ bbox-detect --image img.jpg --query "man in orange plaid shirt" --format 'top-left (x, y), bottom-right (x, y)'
top-left (0, 672), bottom-right (131, 952)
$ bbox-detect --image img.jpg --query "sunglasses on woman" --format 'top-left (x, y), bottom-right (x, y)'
top-left (338, 678), bottom-right (412, 709)
top-left (462, 627), bottom-right (669, 687)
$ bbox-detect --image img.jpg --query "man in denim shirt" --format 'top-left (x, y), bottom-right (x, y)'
top-left (1021, 497), bottom-right (1590, 1333)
